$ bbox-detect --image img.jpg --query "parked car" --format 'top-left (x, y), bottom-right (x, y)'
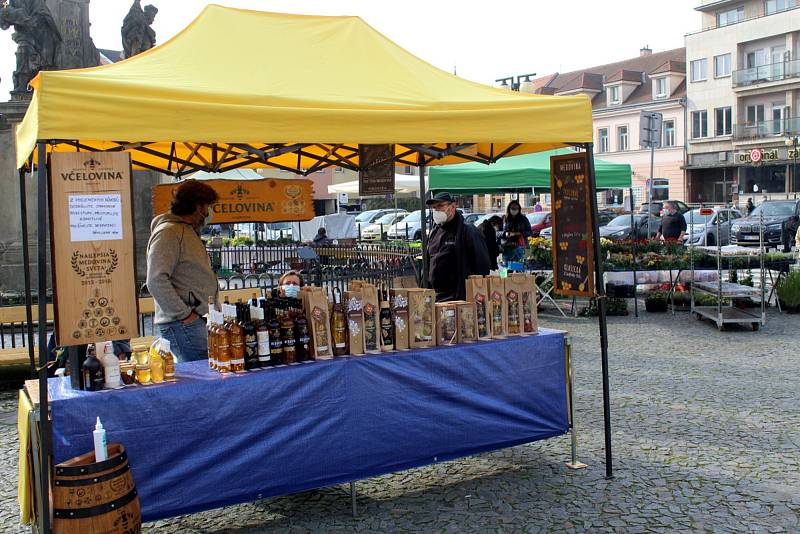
top-left (354, 209), bottom-right (402, 234)
top-left (538, 210), bottom-right (615, 240)
top-left (473, 213), bottom-right (503, 227)
top-left (682, 207), bottom-right (742, 246)
top-left (387, 210), bottom-right (426, 240)
top-left (360, 211), bottom-right (408, 241)
top-left (600, 213), bottom-right (661, 241)
top-left (639, 200), bottom-right (690, 215)
top-left (730, 199), bottom-right (800, 250)
top-left (526, 212), bottom-right (552, 237)
top-left (462, 212), bottom-right (485, 225)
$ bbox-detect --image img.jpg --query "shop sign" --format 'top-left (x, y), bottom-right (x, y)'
top-left (550, 152), bottom-right (595, 298)
top-left (49, 152), bottom-right (140, 346)
top-left (736, 148), bottom-right (779, 164)
top-left (359, 144), bottom-right (396, 196)
top-left (152, 178), bottom-right (315, 223)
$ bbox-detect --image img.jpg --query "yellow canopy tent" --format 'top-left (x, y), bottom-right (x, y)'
top-left (15, 4), bottom-right (591, 173)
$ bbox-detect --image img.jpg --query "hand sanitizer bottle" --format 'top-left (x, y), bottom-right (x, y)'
top-left (93, 417), bottom-right (108, 462)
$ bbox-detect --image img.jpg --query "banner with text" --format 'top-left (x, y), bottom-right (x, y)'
top-left (359, 144), bottom-right (396, 197)
top-left (152, 178), bottom-right (315, 224)
top-left (49, 152), bottom-right (140, 346)
top-left (550, 152), bottom-right (595, 297)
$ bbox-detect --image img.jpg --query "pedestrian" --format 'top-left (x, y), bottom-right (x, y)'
top-left (655, 201), bottom-right (687, 242)
top-left (424, 192), bottom-right (490, 301)
top-left (501, 200), bottom-right (532, 264)
top-left (746, 197), bottom-right (755, 215)
top-left (478, 215), bottom-right (503, 270)
top-left (533, 197), bottom-right (544, 212)
top-left (146, 180), bottom-right (219, 362)
top-left (312, 227), bottom-right (332, 246)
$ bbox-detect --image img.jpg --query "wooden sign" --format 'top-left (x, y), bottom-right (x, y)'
top-left (550, 152), bottom-right (595, 297)
top-left (152, 178), bottom-right (315, 224)
top-left (49, 152), bottom-right (140, 346)
top-left (359, 144), bottom-right (396, 196)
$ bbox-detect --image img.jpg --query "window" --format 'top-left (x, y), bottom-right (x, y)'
top-left (598, 128), bottom-right (609, 153)
top-left (746, 49), bottom-right (769, 68)
top-left (662, 120), bottom-right (675, 147)
top-left (715, 107), bottom-right (732, 136)
top-left (609, 86), bottom-right (620, 104)
top-left (746, 104), bottom-right (765, 124)
top-left (716, 6), bottom-right (744, 26)
top-left (690, 59), bottom-right (708, 82)
top-left (714, 54), bottom-right (731, 77)
top-left (772, 105), bottom-right (787, 134)
top-left (334, 167), bottom-right (344, 173)
top-left (691, 110), bottom-right (708, 139)
top-left (765, 0), bottom-right (796, 15)
top-left (654, 78), bottom-right (667, 98)
top-left (617, 126), bottom-right (628, 151)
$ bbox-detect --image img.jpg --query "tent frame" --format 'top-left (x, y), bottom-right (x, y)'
top-left (22, 136), bottom-right (612, 533)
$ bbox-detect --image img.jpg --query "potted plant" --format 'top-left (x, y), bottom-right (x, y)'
top-left (776, 271), bottom-right (800, 313)
top-left (644, 291), bottom-right (668, 313)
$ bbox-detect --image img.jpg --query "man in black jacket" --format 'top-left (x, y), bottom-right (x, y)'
top-left (425, 192), bottom-right (491, 301)
top-left (478, 215), bottom-right (503, 270)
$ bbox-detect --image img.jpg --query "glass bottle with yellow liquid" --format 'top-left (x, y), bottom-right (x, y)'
top-left (149, 341), bottom-right (165, 383)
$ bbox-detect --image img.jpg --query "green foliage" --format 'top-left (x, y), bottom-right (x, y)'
top-left (776, 271), bottom-right (800, 307)
top-left (580, 297), bottom-right (628, 317)
top-left (231, 236), bottom-right (254, 247)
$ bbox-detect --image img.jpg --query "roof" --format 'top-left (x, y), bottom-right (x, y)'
top-left (15, 5), bottom-right (592, 172)
top-left (97, 49), bottom-right (123, 63)
top-left (533, 48), bottom-right (686, 110)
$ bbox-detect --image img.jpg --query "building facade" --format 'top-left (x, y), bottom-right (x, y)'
top-left (481, 48), bottom-right (688, 213)
top-left (685, 0), bottom-right (800, 204)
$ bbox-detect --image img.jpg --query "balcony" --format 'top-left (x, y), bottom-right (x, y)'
top-left (732, 117), bottom-right (800, 140)
top-left (732, 59), bottom-right (800, 88)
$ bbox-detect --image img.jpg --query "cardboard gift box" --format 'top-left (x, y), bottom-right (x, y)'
top-left (514, 273), bottom-right (539, 334)
top-left (466, 275), bottom-right (491, 340)
top-left (407, 288), bottom-right (435, 349)
top-left (504, 274), bottom-right (527, 336)
top-left (455, 301), bottom-right (478, 343)
top-left (302, 287), bottom-right (334, 359)
top-left (487, 275), bottom-right (507, 339)
top-left (390, 288), bottom-right (410, 351)
top-left (344, 290), bottom-right (365, 355)
top-left (435, 302), bottom-right (458, 346)
top-left (350, 281), bottom-right (380, 353)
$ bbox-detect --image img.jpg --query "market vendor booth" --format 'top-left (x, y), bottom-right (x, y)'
top-left (14, 5), bottom-right (612, 532)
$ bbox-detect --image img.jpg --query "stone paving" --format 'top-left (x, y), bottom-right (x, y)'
top-left (1, 308), bottom-right (799, 533)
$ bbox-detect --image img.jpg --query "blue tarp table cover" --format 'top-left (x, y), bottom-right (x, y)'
top-left (47, 329), bottom-right (568, 521)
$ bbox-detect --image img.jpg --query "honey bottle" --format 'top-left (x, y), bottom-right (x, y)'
top-left (229, 300), bottom-right (245, 372)
top-left (331, 287), bottom-right (348, 356)
top-left (217, 304), bottom-right (231, 373)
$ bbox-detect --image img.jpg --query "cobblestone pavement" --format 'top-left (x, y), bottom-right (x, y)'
top-left (1, 309), bottom-right (798, 533)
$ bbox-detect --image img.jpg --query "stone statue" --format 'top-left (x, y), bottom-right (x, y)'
top-left (0, 0), bottom-right (62, 98)
top-left (121, 0), bottom-right (157, 59)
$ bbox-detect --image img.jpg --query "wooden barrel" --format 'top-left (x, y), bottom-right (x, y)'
top-left (53, 443), bottom-right (141, 534)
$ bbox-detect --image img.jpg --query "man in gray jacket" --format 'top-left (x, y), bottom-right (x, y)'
top-left (147, 180), bottom-right (219, 362)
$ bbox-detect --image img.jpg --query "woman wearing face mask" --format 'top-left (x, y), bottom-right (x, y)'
top-left (501, 200), bottom-right (532, 265)
top-left (278, 270), bottom-right (304, 298)
top-left (146, 180), bottom-right (220, 362)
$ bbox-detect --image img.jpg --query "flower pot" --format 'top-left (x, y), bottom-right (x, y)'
top-left (645, 299), bottom-right (668, 313)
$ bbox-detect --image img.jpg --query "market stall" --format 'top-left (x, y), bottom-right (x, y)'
top-left (428, 148), bottom-right (632, 193)
top-left (14, 5), bottom-right (609, 532)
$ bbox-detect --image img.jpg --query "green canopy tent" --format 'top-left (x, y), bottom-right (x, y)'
top-left (428, 148), bottom-right (631, 193)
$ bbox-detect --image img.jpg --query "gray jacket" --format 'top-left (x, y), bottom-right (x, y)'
top-left (146, 213), bottom-right (218, 324)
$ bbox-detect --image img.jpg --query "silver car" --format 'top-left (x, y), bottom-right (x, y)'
top-left (683, 207), bottom-right (742, 246)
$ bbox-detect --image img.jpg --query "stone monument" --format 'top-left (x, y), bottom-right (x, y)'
top-left (0, 0), bottom-right (62, 100)
top-left (121, 0), bottom-right (157, 58)
top-left (45, 0), bottom-right (100, 71)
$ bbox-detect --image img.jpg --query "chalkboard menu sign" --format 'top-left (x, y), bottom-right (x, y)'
top-left (359, 144), bottom-right (396, 196)
top-left (550, 152), bottom-right (595, 297)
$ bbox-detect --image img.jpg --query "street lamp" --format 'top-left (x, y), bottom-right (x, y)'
top-left (495, 73), bottom-right (537, 92)
top-left (787, 135), bottom-right (799, 192)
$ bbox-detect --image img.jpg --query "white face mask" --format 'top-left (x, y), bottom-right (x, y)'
top-left (432, 210), bottom-right (449, 225)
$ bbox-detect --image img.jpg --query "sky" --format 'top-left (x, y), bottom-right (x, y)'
top-left (0, 0), bottom-right (700, 99)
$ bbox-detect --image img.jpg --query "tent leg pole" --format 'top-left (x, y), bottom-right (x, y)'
top-left (19, 168), bottom-right (36, 373)
top-left (564, 335), bottom-right (587, 469)
top-left (36, 141), bottom-right (51, 533)
top-left (630, 187), bottom-right (638, 318)
top-left (586, 143), bottom-right (613, 479)
top-left (349, 481), bottom-right (357, 517)
top-left (418, 163), bottom-right (428, 288)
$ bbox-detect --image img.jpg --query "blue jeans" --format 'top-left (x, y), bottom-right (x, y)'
top-left (158, 318), bottom-right (208, 363)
